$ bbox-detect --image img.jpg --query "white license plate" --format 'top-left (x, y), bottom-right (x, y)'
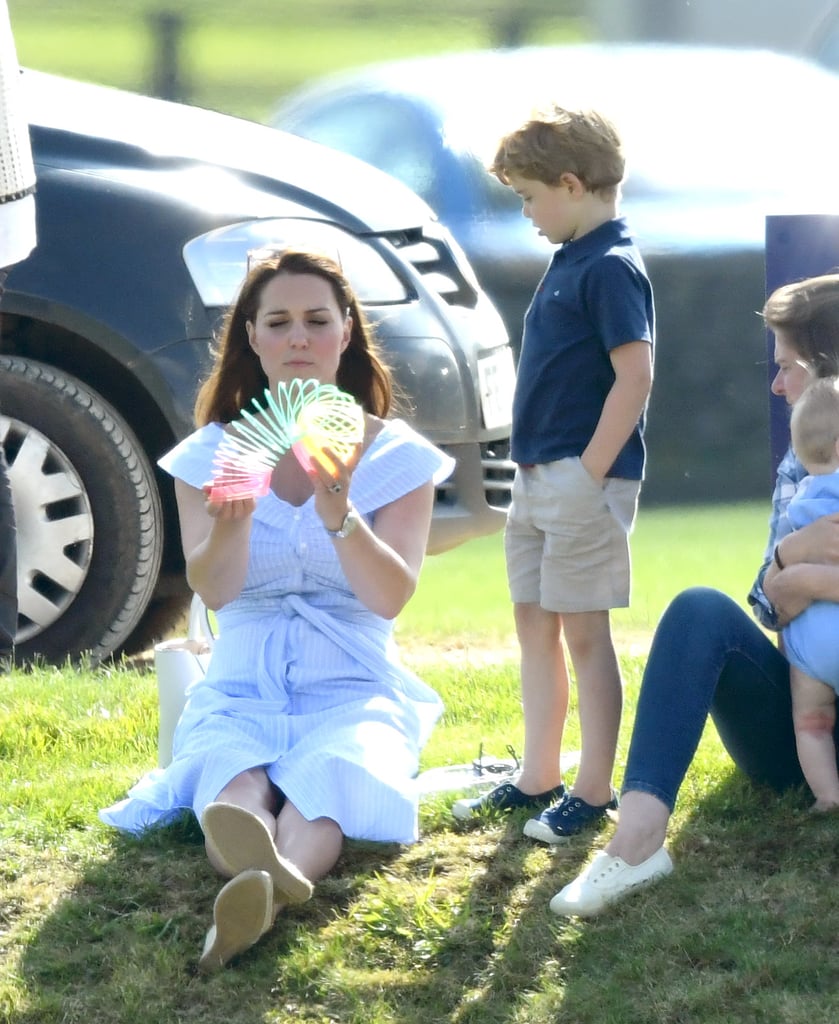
top-left (477, 347), bottom-right (516, 431)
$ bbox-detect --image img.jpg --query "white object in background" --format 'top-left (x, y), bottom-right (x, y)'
top-left (0, 0), bottom-right (37, 267)
top-left (416, 748), bottom-right (581, 797)
top-left (153, 594), bottom-right (214, 767)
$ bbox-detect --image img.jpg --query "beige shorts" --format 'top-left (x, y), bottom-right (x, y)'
top-left (505, 457), bottom-right (640, 613)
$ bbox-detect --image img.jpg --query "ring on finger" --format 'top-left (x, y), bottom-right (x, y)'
top-left (329, 482), bottom-right (343, 494)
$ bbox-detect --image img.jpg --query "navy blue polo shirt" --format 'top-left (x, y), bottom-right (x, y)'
top-left (511, 217), bottom-right (654, 479)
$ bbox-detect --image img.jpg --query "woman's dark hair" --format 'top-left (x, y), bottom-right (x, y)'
top-left (194, 249), bottom-right (393, 424)
top-left (763, 272), bottom-right (839, 378)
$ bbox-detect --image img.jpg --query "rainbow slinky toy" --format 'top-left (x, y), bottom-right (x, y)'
top-left (208, 379), bottom-right (365, 501)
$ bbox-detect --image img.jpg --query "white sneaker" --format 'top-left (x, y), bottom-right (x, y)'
top-left (549, 847), bottom-right (673, 918)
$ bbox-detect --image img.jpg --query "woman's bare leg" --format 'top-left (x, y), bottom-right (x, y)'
top-left (275, 801), bottom-right (343, 882)
top-left (207, 767), bottom-right (343, 883)
top-left (603, 791), bottom-right (670, 865)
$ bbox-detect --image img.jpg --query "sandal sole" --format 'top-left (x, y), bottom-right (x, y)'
top-left (198, 869), bottom-right (274, 971)
top-left (202, 802), bottom-right (313, 904)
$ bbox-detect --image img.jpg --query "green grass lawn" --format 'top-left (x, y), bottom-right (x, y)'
top-left (397, 499), bottom-right (767, 654)
top-left (9, 1), bottom-right (589, 120)
top-left (3, 502), bottom-right (837, 1024)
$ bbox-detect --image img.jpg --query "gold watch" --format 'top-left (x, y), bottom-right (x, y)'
top-left (325, 505), bottom-right (361, 539)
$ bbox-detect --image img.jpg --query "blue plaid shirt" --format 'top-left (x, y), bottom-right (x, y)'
top-left (747, 445), bottom-right (808, 631)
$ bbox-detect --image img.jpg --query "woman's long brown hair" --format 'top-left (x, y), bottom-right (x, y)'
top-left (194, 249), bottom-right (393, 425)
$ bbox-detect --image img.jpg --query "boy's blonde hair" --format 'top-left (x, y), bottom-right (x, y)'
top-left (490, 105), bottom-right (624, 198)
top-left (791, 376), bottom-right (839, 469)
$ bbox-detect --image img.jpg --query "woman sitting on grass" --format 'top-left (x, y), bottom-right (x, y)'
top-left (550, 272), bottom-right (839, 918)
top-left (100, 249), bottom-right (453, 969)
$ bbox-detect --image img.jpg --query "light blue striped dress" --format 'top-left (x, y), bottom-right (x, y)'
top-left (100, 418), bottom-right (455, 844)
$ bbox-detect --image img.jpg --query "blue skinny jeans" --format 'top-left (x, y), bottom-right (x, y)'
top-left (622, 587), bottom-right (839, 811)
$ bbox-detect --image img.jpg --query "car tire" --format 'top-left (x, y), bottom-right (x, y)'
top-left (0, 355), bottom-right (163, 665)
top-left (122, 590), bottom-right (192, 657)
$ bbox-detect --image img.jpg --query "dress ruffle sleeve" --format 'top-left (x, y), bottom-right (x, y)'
top-left (157, 423), bottom-right (224, 489)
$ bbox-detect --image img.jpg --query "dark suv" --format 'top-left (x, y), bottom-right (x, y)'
top-left (0, 70), bottom-right (515, 666)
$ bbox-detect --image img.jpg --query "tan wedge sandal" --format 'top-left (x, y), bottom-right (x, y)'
top-left (201, 802), bottom-right (314, 904)
top-left (198, 869), bottom-right (274, 971)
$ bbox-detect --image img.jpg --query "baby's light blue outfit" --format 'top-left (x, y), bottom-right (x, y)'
top-left (100, 419), bottom-right (454, 844)
top-left (782, 469), bottom-right (839, 692)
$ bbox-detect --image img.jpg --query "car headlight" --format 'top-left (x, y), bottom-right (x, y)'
top-left (183, 218), bottom-right (409, 308)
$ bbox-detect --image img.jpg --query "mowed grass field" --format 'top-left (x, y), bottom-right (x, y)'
top-left (398, 499), bottom-right (767, 653)
top-left (6, 502), bottom-right (833, 1024)
top-left (9, 1), bottom-right (590, 120)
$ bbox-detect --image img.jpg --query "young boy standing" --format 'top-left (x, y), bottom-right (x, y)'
top-left (453, 107), bottom-right (654, 842)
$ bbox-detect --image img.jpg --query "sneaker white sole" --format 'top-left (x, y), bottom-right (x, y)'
top-left (522, 817), bottom-right (567, 844)
top-left (451, 784), bottom-right (566, 822)
top-left (523, 800), bottom-right (617, 845)
top-left (549, 847), bottom-right (674, 918)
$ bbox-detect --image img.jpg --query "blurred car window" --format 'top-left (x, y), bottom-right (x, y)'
top-left (294, 95), bottom-right (443, 212)
top-left (276, 45), bottom-right (839, 206)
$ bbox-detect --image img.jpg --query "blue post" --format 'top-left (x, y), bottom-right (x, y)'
top-left (764, 215), bottom-right (839, 475)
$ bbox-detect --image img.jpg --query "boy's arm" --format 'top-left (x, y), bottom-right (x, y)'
top-left (580, 340), bottom-right (652, 483)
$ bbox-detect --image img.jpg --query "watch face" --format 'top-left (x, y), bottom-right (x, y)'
top-left (329, 507), bottom-right (360, 537)
top-left (340, 509), bottom-right (361, 537)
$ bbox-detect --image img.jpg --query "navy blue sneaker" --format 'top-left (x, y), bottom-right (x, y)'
top-left (523, 790), bottom-right (619, 844)
top-left (452, 781), bottom-right (565, 822)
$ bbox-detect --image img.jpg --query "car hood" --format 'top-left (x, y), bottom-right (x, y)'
top-left (21, 68), bottom-right (435, 235)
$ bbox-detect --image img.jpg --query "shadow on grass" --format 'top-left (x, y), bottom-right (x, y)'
top-left (13, 773), bottom-right (839, 1024)
top-left (11, 801), bottom-right (592, 1023)
top-left (12, 812), bottom-right (405, 1023)
top-left (416, 772), bottom-right (839, 1024)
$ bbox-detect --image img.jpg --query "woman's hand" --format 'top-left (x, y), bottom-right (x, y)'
top-left (303, 436), bottom-right (434, 619)
top-left (308, 441), bottom-right (362, 531)
top-left (779, 512), bottom-right (839, 567)
top-left (764, 563), bottom-right (817, 626)
top-left (201, 486), bottom-right (257, 522)
top-left (172, 481), bottom-right (255, 610)
top-left (764, 561), bottom-right (839, 628)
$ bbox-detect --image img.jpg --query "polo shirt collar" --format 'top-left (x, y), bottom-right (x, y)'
top-left (554, 216), bottom-right (631, 264)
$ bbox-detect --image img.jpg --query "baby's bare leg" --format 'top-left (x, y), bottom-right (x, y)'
top-left (790, 666), bottom-right (839, 810)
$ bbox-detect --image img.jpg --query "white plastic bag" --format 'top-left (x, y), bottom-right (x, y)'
top-left (415, 748), bottom-right (580, 796)
top-left (153, 594), bottom-right (213, 768)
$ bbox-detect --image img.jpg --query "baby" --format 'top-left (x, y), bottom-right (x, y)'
top-left (782, 377), bottom-right (839, 810)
